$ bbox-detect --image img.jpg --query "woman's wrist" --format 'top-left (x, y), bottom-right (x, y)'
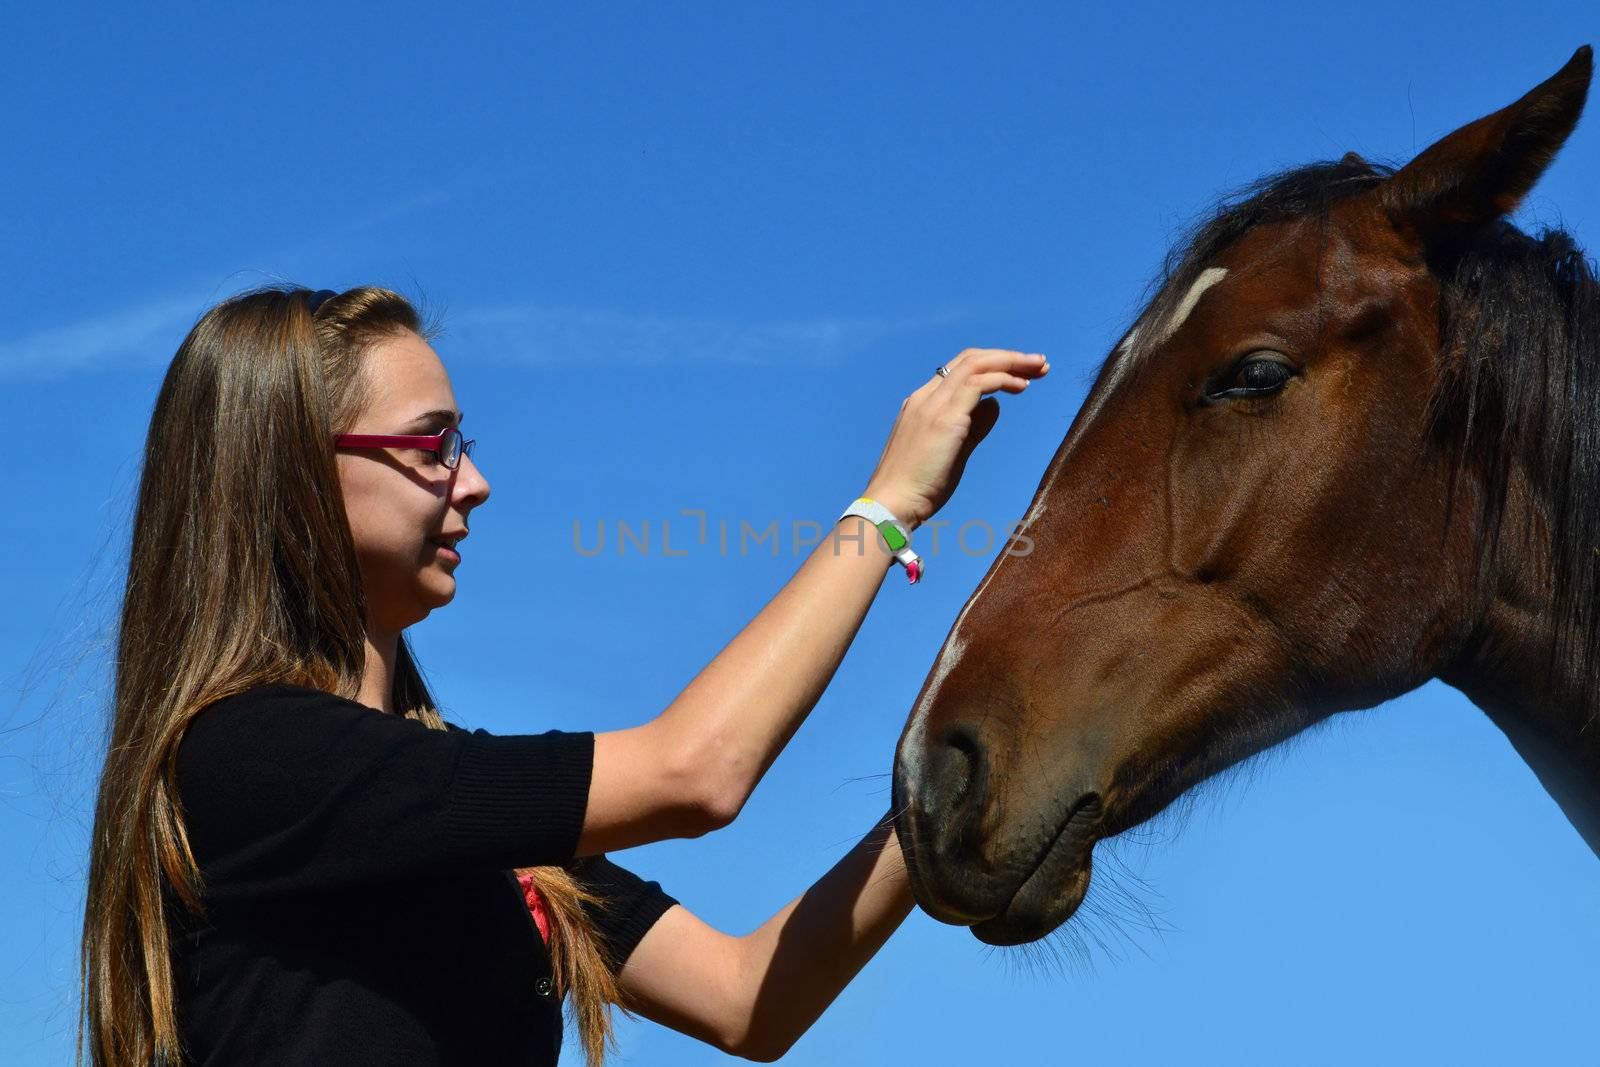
top-left (832, 514), bottom-right (897, 569)
top-left (859, 487), bottom-right (923, 532)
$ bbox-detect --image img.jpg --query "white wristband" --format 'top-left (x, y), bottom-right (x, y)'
top-left (837, 497), bottom-right (923, 584)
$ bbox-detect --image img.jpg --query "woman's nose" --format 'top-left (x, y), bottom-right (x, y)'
top-left (454, 452), bottom-right (491, 507)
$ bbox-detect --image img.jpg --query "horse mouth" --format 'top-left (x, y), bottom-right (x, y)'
top-left (969, 793), bottom-right (1101, 946)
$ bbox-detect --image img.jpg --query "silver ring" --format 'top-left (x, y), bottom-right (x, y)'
top-left (935, 364), bottom-right (950, 378)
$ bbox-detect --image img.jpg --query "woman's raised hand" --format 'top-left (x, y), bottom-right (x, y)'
top-left (861, 348), bottom-right (1049, 529)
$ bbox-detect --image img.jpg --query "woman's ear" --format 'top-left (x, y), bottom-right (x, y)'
top-left (1379, 46), bottom-right (1591, 238)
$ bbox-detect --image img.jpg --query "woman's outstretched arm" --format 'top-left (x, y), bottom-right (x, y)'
top-left (582, 511), bottom-right (898, 852)
top-left (579, 347), bottom-right (1049, 854)
top-left (616, 813), bottom-right (913, 1061)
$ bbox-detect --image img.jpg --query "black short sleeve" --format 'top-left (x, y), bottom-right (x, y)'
top-left (570, 855), bottom-right (680, 972)
top-left (176, 683), bottom-right (595, 904)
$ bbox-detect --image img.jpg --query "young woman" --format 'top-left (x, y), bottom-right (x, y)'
top-left (79, 285), bottom-right (1049, 1065)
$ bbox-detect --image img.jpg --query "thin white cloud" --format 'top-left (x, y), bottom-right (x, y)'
top-left (446, 303), bottom-right (953, 367)
top-left (0, 162), bottom-right (948, 383)
top-left (0, 184), bottom-right (463, 385)
top-left (0, 296), bottom-right (201, 383)
top-left (0, 296), bottom-right (958, 384)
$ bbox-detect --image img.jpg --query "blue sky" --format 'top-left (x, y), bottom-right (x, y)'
top-left (3, 4), bottom-right (1598, 1064)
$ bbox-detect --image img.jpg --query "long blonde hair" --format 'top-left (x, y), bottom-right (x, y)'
top-left (80, 285), bottom-right (622, 1066)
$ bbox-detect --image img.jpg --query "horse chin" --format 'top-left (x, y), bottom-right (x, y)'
top-left (970, 858), bottom-right (1093, 946)
top-left (967, 791), bottom-right (1105, 945)
top-left (967, 801), bottom-right (1099, 946)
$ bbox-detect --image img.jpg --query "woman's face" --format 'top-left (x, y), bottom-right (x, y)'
top-left (336, 329), bottom-right (491, 636)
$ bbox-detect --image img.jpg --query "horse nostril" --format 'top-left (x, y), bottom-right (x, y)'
top-left (926, 722), bottom-right (990, 839)
top-left (945, 723), bottom-right (982, 801)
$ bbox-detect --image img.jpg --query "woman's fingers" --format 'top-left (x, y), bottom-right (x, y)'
top-left (947, 347), bottom-right (1047, 372)
top-left (867, 346), bottom-right (1048, 529)
top-left (911, 350), bottom-right (1047, 409)
top-left (936, 349), bottom-right (1048, 392)
top-left (961, 370), bottom-right (1034, 395)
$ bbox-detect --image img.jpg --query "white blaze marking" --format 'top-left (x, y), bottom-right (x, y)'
top-left (903, 269), bottom-right (1228, 785)
top-left (899, 635), bottom-right (967, 787)
top-left (1152, 266), bottom-right (1229, 347)
top-left (922, 636), bottom-right (967, 708)
top-left (1075, 267), bottom-right (1228, 433)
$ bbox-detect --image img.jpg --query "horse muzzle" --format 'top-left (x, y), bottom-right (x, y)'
top-left (893, 717), bottom-right (1106, 944)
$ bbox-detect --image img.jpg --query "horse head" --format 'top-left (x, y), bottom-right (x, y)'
top-left (893, 47), bottom-right (1596, 946)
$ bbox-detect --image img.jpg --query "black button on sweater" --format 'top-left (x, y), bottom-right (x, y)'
top-left (170, 683), bottom-right (677, 1065)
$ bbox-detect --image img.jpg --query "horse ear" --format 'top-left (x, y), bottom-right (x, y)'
top-left (1340, 151), bottom-right (1367, 166)
top-left (1381, 46), bottom-right (1592, 236)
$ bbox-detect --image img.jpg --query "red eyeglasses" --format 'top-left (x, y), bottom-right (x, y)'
top-left (334, 426), bottom-right (477, 470)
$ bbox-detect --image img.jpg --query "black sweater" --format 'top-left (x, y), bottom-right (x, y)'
top-left (170, 683), bottom-right (677, 1065)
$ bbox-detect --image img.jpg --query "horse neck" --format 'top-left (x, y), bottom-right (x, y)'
top-left (1441, 539), bottom-right (1600, 856)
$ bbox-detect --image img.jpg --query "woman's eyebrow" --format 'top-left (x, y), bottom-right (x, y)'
top-left (402, 408), bottom-right (463, 430)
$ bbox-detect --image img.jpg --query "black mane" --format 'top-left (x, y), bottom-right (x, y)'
top-left (1125, 159), bottom-right (1600, 715)
top-left (1111, 158), bottom-right (1391, 359)
top-left (1436, 217), bottom-right (1600, 717)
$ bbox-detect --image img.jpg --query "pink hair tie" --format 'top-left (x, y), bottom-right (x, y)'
top-left (516, 872), bottom-right (554, 947)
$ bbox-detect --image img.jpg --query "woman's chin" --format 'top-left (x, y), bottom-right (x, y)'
top-left (412, 572), bottom-right (458, 616)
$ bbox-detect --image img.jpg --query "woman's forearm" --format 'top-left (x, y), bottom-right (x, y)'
top-left (660, 511), bottom-right (906, 817)
top-left (728, 815), bottom-right (913, 1061)
top-left (582, 351), bottom-right (1045, 853)
top-left (583, 510), bottom-right (908, 852)
top-left (615, 814), bottom-right (914, 1058)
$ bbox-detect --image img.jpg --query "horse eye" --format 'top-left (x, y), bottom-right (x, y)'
top-left (1207, 354), bottom-right (1294, 400)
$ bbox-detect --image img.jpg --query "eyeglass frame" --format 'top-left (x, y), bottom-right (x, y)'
top-left (333, 426), bottom-right (477, 471)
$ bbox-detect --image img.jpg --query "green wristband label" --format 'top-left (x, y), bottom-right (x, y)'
top-left (875, 520), bottom-right (908, 552)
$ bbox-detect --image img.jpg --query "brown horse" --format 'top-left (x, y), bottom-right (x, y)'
top-left (892, 47), bottom-right (1598, 947)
